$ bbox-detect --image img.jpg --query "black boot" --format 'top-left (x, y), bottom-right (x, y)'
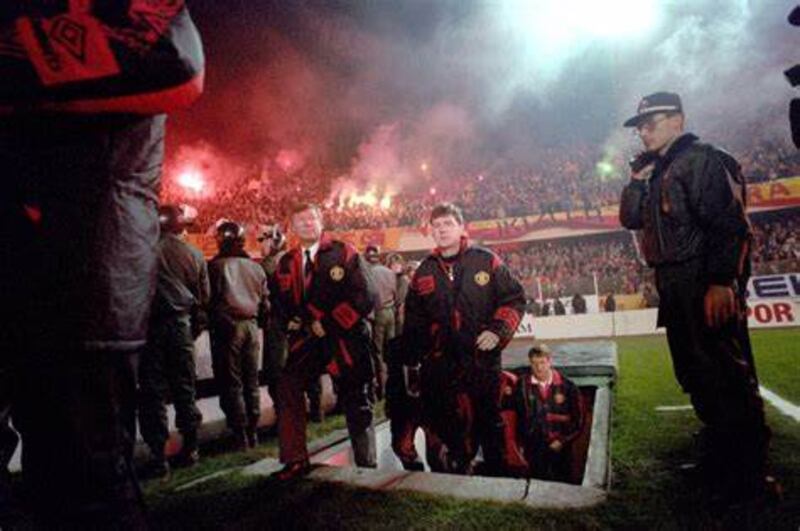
top-left (246, 425), bottom-right (259, 449)
top-left (174, 430), bottom-right (200, 468)
top-left (232, 429), bottom-right (249, 452)
top-left (401, 459), bottom-right (425, 472)
top-left (308, 392), bottom-right (324, 423)
top-left (140, 453), bottom-right (171, 481)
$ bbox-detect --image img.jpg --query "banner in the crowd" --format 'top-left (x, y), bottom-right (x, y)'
top-left (187, 177), bottom-right (800, 257)
top-left (747, 272), bottom-right (800, 299)
top-left (747, 176), bottom-right (800, 210)
top-left (513, 297), bottom-right (798, 340)
top-left (390, 214), bottom-right (623, 253)
top-left (745, 298), bottom-right (798, 328)
top-left (331, 176), bottom-right (800, 252)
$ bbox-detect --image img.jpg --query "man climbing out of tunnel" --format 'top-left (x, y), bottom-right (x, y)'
top-left (513, 344), bottom-right (584, 483)
top-left (400, 202), bottom-right (525, 475)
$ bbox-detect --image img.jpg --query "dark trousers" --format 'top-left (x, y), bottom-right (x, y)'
top-left (0, 114), bottom-right (165, 528)
top-left (277, 348), bottom-right (376, 466)
top-left (210, 318), bottom-right (261, 431)
top-left (263, 318), bottom-right (288, 407)
top-left (386, 352), bottom-right (421, 465)
top-left (658, 264), bottom-right (769, 495)
top-left (525, 440), bottom-right (572, 482)
top-left (12, 350), bottom-right (146, 528)
top-left (138, 313), bottom-right (202, 454)
top-left (421, 360), bottom-right (505, 474)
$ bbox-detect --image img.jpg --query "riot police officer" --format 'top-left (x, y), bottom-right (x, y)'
top-left (138, 204), bottom-right (209, 479)
top-left (208, 221), bottom-right (268, 450)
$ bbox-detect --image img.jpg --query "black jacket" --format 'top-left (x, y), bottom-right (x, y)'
top-left (270, 234), bottom-right (377, 382)
top-left (514, 369), bottom-right (583, 449)
top-left (619, 133), bottom-right (751, 287)
top-left (403, 238), bottom-right (526, 372)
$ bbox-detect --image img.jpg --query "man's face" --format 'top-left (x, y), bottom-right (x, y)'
top-left (636, 112), bottom-right (683, 153)
top-left (530, 354), bottom-right (552, 382)
top-left (291, 208), bottom-right (323, 244)
top-left (390, 262), bottom-right (403, 274)
top-left (258, 236), bottom-right (273, 256)
top-left (431, 214), bottom-right (464, 251)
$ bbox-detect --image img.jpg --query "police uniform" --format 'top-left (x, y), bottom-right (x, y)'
top-left (138, 230), bottom-right (209, 464)
top-left (208, 243), bottom-right (268, 447)
top-left (271, 234), bottom-right (377, 467)
top-left (401, 237), bottom-right (525, 473)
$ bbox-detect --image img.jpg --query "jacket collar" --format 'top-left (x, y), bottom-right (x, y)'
top-left (530, 368), bottom-right (563, 387)
top-left (433, 235), bottom-right (469, 259)
top-left (291, 232), bottom-right (334, 258)
top-left (212, 245), bottom-right (250, 260)
top-left (318, 232), bottom-right (334, 251)
top-left (656, 132), bottom-right (698, 172)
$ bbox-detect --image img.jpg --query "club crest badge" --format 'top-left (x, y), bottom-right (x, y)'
top-left (330, 266), bottom-right (345, 282)
top-left (474, 271), bottom-right (490, 286)
top-left (554, 393), bottom-right (565, 405)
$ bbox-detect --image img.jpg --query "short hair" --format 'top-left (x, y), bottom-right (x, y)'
top-left (386, 253), bottom-right (404, 265)
top-left (290, 202), bottom-right (322, 218)
top-left (528, 343), bottom-right (552, 359)
top-left (429, 202), bottom-right (464, 225)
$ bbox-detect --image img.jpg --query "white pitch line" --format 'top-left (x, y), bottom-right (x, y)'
top-left (655, 405), bottom-right (693, 412)
top-left (760, 386), bottom-right (800, 422)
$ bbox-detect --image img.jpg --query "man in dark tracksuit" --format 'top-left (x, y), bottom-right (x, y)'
top-left (271, 203), bottom-right (377, 480)
top-left (620, 92), bottom-right (772, 504)
top-left (260, 227), bottom-right (325, 423)
top-left (401, 202), bottom-right (526, 475)
top-left (0, 3), bottom-right (203, 526)
top-left (209, 221), bottom-right (268, 450)
top-left (514, 345), bottom-right (583, 483)
top-left (138, 205), bottom-right (209, 478)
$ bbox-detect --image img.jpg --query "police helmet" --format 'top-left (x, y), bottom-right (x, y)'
top-left (216, 220), bottom-right (245, 242)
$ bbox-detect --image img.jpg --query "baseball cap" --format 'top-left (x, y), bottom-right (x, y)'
top-left (623, 92), bottom-right (683, 127)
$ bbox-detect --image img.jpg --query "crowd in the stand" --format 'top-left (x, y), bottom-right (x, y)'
top-left (160, 134), bottom-right (800, 302)
top-left (750, 211), bottom-right (800, 272)
top-left (163, 133), bottom-right (800, 234)
top-left (497, 234), bottom-right (645, 299)
top-left (727, 138), bottom-right (800, 183)
top-left (497, 209), bottom-right (800, 299)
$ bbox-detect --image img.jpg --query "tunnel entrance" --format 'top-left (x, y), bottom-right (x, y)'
top-left (300, 341), bottom-right (617, 506)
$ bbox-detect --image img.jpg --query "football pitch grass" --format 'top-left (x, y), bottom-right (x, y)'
top-left (144, 328), bottom-right (800, 530)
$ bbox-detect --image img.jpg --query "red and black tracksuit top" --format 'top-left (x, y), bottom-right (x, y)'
top-left (514, 369), bottom-right (583, 452)
top-left (270, 234), bottom-right (376, 383)
top-left (403, 238), bottom-right (526, 373)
